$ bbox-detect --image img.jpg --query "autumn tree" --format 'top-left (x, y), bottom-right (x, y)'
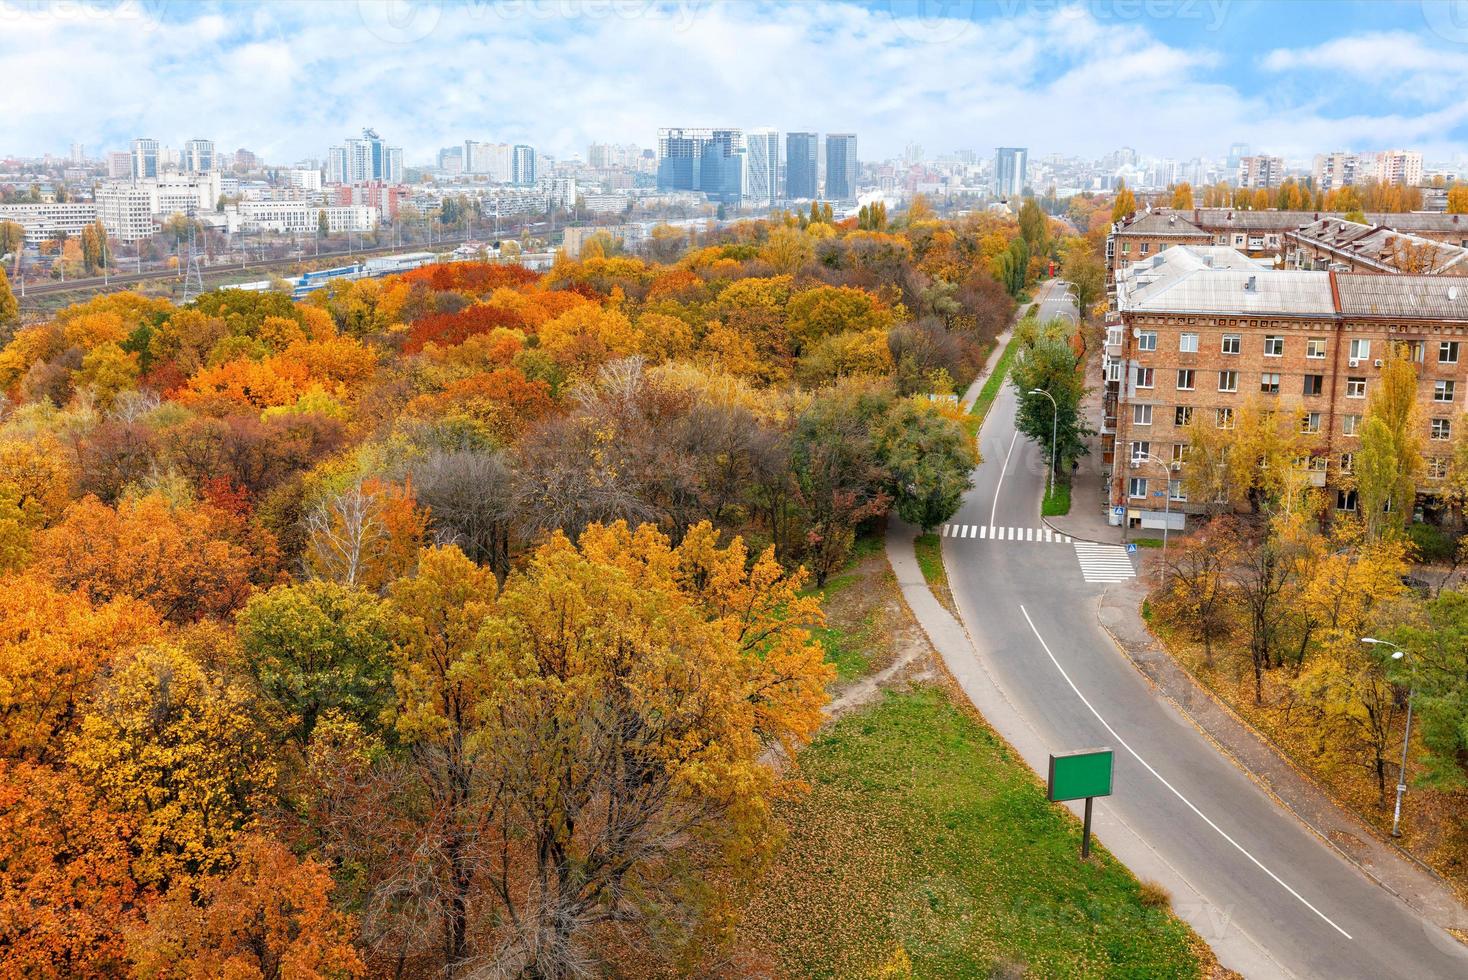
top-left (1356, 348), bottom-right (1422, 538)
top-left (1169, 183), bottom-right (1194, 210)
top-left (235, 580), bottom-right (396, 748)
top-left (0, 266), bottom-right (17, 330)
top-left (1447, 185), bottom-right (1468, 215)
top-left (1110, 180), bottom-right (1137, 222)
top-left (127, 834), bottom-right (363, 979)
top-left (1389, 588), bottom-right (1468, 790)
top-left (412, 448), bottom-right (517, 583)
top-left (70, 643), bottom-right (278, 887)
top-left (302, 479), bottom-right (426, 593)
top-left (1060, 238), bottom-right (1104, 321)
top-left (1156, 516), bottom-right (1240, 665)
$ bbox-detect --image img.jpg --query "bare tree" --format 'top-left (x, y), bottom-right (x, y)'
top-left (413, 449), bottom-right (516, 584)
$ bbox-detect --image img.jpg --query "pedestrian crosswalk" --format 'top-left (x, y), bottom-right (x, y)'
top-left (940, 524), bottom-right (1072, 543)
top-left (1074, 542), bottom-right (1135, 583)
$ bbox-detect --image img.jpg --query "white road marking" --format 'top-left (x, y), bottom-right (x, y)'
top-left (940, 525), bottom-right (1075, 545)
top-left (989, 428), bottom-right (1020, 531)
top-left (1018, 605), bottom-right (1354, 940)
top-left (1075, 543), bottom-right (1136, 583)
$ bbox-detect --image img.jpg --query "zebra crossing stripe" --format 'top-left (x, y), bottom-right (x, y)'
top-left (937, 524), bottom-right (1075, 544)
top-left (1074, 542), bottom-right (1136, 583)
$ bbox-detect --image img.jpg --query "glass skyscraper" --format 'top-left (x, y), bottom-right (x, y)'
top-left (785, 132), bottom-right (818, 200)
top-left (825, 133), bottom-right (857, 200)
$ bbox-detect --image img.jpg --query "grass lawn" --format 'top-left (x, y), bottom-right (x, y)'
top-left (1130, 537), bottom-right (1165, 548)
top-left (1042, 479), bottom-right (1072, 517)
top-left (913, 532), bottom-right (958, 617)
top-left (963, 335), bottom-right (1021, 441)
top-left (740, 686), bottom-right (1209, 978)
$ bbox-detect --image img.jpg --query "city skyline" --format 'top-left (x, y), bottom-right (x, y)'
top-left (5, 1), bottom-right (1468, 164)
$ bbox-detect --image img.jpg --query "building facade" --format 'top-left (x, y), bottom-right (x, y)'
top-left (825, 133), bottom-right (858, 200)
top-left (744, 128), bottom-right (780, 206)
top-left (130, 138), bottom-right (159, 180)
top-left (96, 183), bottom-right (156, 241)
top-left (785, 132), bottom-right (819, 200)
top-left (656, 128), bottom-right (744, 206)
top-left (994, 147), bottom-right (1027, 199)
top-left (1311, 151), bottom-right (1358, 193)
top-left (182, 139), bottom-right (215, 174)
top-left (0, 202), bottom-right (100, 245)
top-left (1237, 155), bottom-right (1285, 189)
top-left (1105, 245), bottom-right (1468, 529)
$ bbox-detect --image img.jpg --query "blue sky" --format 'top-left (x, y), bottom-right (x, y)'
top-left (3, 0), bottom-right (1468, 165)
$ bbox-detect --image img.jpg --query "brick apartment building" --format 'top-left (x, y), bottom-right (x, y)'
top-left (1286, 217), bottom-right (1468, 276)
top-left (1103, 245), bottom-right (1468, 531)
top-left (1109, 209), bottom-right (1468, 284)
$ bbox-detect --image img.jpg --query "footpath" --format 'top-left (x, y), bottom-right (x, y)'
top-left (886, 281), bottom-right (1468, 973)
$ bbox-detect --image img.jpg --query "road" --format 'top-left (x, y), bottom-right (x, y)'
top-left (941, 281), bottom-right (1468, 978)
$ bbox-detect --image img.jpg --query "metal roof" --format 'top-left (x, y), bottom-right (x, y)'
top-left (1117, 246), bottom-right (1334, 317)
top-left (1287, 218), bottom-right (1468, 274)
top-left (1112, 210), bottom-right (1212, 238)
top-left (1336, 275), bottom-right (1468, 320)
top-left (1158, 208), bottom-right (1468, 236)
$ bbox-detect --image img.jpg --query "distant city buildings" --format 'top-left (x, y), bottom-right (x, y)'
top-left (129, 138), bottom-right (159, 180)
top-left (825, 133), bottom-right (858, 200)
top-left (1237, 154), bottom-right (1285, 189)
top-left (656, 127), bottom-right (745, 206)
top-left (993, 147), bottom-right (1027, 198)
top-left (744, 128), bottom-right (780, 207)
top-left (1311, 151), bottom-right (1358, 193)
top-left (785, 132), bottom-right (819, 200)
top-left (326, 129), bottom-right (403, 185)
top-left (182, 138), bottom-right (215, 174)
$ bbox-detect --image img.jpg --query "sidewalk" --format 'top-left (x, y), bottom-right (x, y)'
top-left (1100, 567), bottom-right (1468, 940)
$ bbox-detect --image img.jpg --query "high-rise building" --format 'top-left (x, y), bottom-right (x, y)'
top-left (182, 138), bottom-right (215, 174)
top-left (438, 146), bottom-right (464, 174)
top-left (744, 128), bottom-right (780, 206)
top-left (785, 132), bottom-right (819, 200)
top-left (1373, 149), bottom-right (1423, 187)
top-left (328, 129), bottom-right (404, 185)
top-left (233, 148), bottom-right (258, 172)
top-left (1227, 142), bottom-right (1250, 169)
top-left (464, 139), bottom-right (485, 174)
top-left (903, 142), bottom-right (923, 166)
top-left (512, 144), bottom-right (537, 186)
top-left (69, 143), bottom-right (84, 164)
top-left (656, 128), bottom-right (744, 205)
top-left (386, 147), bottom-right (404, 185)
top-left (994, 147), bottom-right (1027, 198)
top-left (825, 133), bottom-right (858, 200)
top-left (326, 145), bottom-right (348, 184)
top-left (106, 151), bottom-right (131, 179)
top-left (1237, 154), bottom-right (1284, 189)
top-left (130, 138), bottom-right (159, 180)
top-left (1311, 151), bottom-right (1358, 193)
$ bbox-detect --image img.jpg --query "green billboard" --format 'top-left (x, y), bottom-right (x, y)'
top-left (1047, 748), bottom-right (1114, 803)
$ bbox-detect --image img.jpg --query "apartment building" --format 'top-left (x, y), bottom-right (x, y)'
top-left (1311, 151), bottom-right (1358, 193)
top-left (1287, 218), bottom-right (1468, 276)
top-left (230, 202), bottom-right (378, 234)
top-left (95, 183), bottom-right (157, 241)
top-left (1237, 155), bottom-right (1285, 189)
top-left (1104, 245), bottom-right (1468, 529)
top-left (0, 201), bottom-right (100, 245)
top-left (1105, 210), bottom-right (1213, 283)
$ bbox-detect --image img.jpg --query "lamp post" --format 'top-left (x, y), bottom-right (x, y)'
top-left (1134, 451), bottom-right (1175, 581)
top-left (1029, 388), bottom-right (1058, 501)
top-left (1360, 638), bottom-right (1415, 838)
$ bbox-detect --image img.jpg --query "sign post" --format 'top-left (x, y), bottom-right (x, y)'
top-left (1047, 747), bottom-right (1114, 859)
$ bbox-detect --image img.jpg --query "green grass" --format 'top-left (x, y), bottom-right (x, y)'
top-left (1041, 479), bottom-right (1072, 517)
top-left (913, 532), bottom-right (947, 594)
top-left (811, 615), bottom-right (875, 682)
top-left (744, 687), bottom-right (1207, 977)
top-left (1131, 537), bottom-right (1165, 548)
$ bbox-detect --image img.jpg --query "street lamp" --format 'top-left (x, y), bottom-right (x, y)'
top-left (1133, 451), bottom-right (1176, 581)
top-left (1029, 388), bottom-right (1058, 500)
top-left (1360, 637), bottom-right (1415, 838)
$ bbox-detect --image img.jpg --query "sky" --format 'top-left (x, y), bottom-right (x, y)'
top-left (3, 0), bottom-right (1468, 166)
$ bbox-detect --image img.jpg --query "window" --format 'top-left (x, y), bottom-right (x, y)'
top-left (1218, 370), bottom-right (1238, 392)
top-left (1441, 341), bottom-right (1460, 365)
top-left (1301, 412), bottom-right (1321, 434)
top-left (1138, 331), bottom-right (1157, 352)
top-left (1303, 374), bottom-right (1323, 396)
top-left (1216, 407), bottom-right (1234, 429)
top-left (1435, 380), bottom-right (1455, 403)
top-left (1121, 241), bottom-right (1131, 254)
top-left (1135, 366), bottom-right (1155, 389)
top-left (1176, 369), bottom-right (1195, 390)
top-left (1264, 335), bottom-right (1284, 357)
top-left (1169, 479), bottom-right (1186, 501)
top-left (1336, 489), bottom-right (1358, 512)
top-left (1129, 477), bottom-right (1148, 498)
top-left (1133, 404), bottom-right (1153, 425)
top-left (1343, 414), bottom-right (1361, 436)
top-left (1430, 457), bottom-right (1450, 480)
top-left (1405, 340), bottom-right (1426, 363)
top-left (1173, 406), bottom-right (1192, 427)
top-left (1349, 338), bottom-right (1370, 361)
top-left (1259, 372), bottom-right (1281, 394)
top-left (1179, 332), bottom-right (1199, 353)
top-left (1340, 452), bottom-right (1355, 474)
top-left (1306, 337), bottom-right (1327, 359)
top-left (1140, 242), bottom-right (1151, 254)
top-left (1346, 377), bottom-right (1366, 398)
top-left (1130, 440), bottom-right (1151, 462)
top-left (1172, 443), bottom-right (1191, 463)
top-left (1222, 333), bottom-right (1241, 354)
top-left (1432, 418), bottom-right (1452, 441)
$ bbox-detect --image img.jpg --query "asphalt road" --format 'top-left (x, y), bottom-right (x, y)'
top-left (942, 283), bottom-right (1468, 978)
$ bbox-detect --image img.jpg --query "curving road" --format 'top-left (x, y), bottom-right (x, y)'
top-left (941, 281), bottom-right (1468, 978)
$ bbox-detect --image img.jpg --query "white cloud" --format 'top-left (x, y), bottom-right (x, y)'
top-left (0, 0), bottom-right (1464, 165)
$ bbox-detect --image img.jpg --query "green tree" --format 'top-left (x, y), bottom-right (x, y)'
top-left (234, 580), bottom-right (396, 748)
top-left (876, 400), bottom-right (977, 532)
top-left (1009, 319), bottom-right (1092, 470)
top-left (1389, 588), bottom-right (1468, 790)
top-left (1060, 238), bottom-right (1104, 320)
top-left (317, 209), bottom-right (329, 237)
top-left (1018, 197), bottom-right (1050, 257)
